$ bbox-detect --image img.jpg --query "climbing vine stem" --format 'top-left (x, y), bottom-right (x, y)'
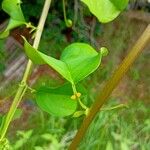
top-left (0, 0), bottom-right (52, 141)
top-left (62, 0), bottom-right (72, 27)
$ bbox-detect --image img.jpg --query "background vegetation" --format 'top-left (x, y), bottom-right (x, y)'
top-left (0, 0), bottom-right (149, 149)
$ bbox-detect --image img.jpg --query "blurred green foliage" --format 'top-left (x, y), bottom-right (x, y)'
top-left (8, 100), bottom-right (150, 150)
top-left (0, 0), bottom-right (149, 149)
top-left (79, 100), bottom-right (150, 150)
top-left (0, 40), bottom-right (6, 74)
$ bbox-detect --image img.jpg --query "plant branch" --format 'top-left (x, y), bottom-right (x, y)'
top-left (62, 0), bottom-right (72, 27)
top-left (62, 0), bottom-right (67, 25)
top-left (0, 0), bottom-right (52, 140)
top-left (69, 24), bottom-right (150, 150)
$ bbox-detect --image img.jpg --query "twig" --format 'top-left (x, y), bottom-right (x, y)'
top-left (0, 0), bottom-right (52, 140)
top-left (69, 24), bottom-right (150, 150)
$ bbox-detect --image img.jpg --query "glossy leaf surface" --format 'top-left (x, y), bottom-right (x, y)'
top-left (23, 39), bottom-right (73, 83)
top-left (23, 39), bottom-right (102, 83)
top-left (60, 43), bottom-right (102, 83)
top-left (81, 0), bottom-right (129, 23)
top-left (36, 83), bottom-right (86, 117)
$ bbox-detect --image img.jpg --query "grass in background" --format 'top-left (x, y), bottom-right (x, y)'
top-left (79, 100), bottom-right (150, 150)
top-left (8, 99), bottom-right (149, 150)
top-left (0, 10), bottom-right (149, 150)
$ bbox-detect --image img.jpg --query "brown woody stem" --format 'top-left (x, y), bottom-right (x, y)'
top-left (69, 24), bottom-right (150, 150)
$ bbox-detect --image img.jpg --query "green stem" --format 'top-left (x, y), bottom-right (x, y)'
top-left (72, 83), bottom-right (77, 94)
top-left (72, 84), bottom-right (88, 110)
top-left (78, 99), bottom-right (88, 110)
top-left (69, 24), bottom-right (150, 150)
top-left (62, 0), bottom-right (67, 25)
top-left (27, 86), bottom-right (36, 93)
top-left (0, 0), bottom-right (52, 140)
top-left (62, 0), bottom-right (72, 27)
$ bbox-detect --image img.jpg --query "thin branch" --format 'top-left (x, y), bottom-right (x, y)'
top-left (69, 24), bottom-right (150, 150)
top-left (0, 0), bottom-right (52, 140)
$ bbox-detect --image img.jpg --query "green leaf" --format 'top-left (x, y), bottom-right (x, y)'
top-left (34, 147), bottom-right (43, 150)
top-left (2, 0), bottom-right (25, 20)
top-left (23, 38), bottom-right (73, 83)
top-left (60, 43), bottom-right (102, 83)
top-left (13, 130), bottom-right (33, 149)
top-left (36, 84), bottom-right (78, 117)
top-left (23, 39), bottom-right (103, 83)
top-left (106, 141), bottom-right (114, 150)
top-left (73, 111), bottom-right (85, 117)
top-left (110, 0), bottom-right (129, 10)
top-left (0, 19), bottom-right (25, 39)
top-left (0, 0), bottom-right (26, 39)
top-left (81, 0), bottom-right (129, 23)
top-left (121, 142), bottom-right (130, 150)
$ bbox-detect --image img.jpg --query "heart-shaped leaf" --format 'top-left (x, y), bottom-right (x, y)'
top-left (0, 0), bottom-right (26, 39)
top-left (36, 83), bottom-right (86, 117)
top-left (81, 0), bottom-right (129, 23)
top-left (23, 39), bottom-right (73, 83)
top-left (60, 43), bottom-right (102, 83)
top-left (23, 38), bottom-right (103, 84)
